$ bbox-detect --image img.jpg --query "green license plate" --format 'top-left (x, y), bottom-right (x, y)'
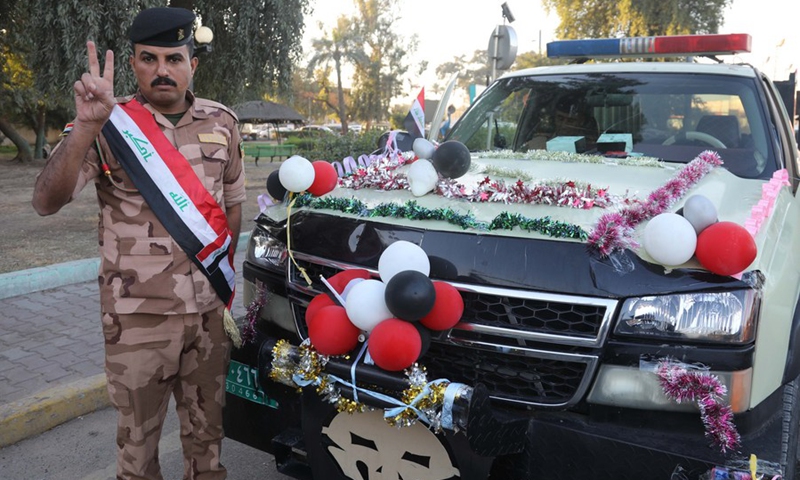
top-left (225, 359), bottom-right (278, 408)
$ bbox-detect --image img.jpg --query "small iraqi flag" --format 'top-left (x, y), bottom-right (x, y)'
top-left (403, 88), bottom-right (425, 139)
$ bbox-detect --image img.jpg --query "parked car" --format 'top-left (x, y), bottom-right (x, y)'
top-left (226, 33), bottom-right (800, 480)
top-left (297, 125), bottom-right (336, 137)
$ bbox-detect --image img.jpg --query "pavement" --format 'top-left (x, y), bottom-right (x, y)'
top-left (0, 235), bottom-right (250, 448)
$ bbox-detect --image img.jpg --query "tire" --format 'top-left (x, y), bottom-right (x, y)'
top-left (781, 376), bottom-right (800, 479)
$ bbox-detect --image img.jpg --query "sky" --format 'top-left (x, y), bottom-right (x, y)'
top-left (301, 0), bottom-right (799, 104)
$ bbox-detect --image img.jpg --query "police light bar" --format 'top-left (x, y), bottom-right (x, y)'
top-left (547, 34), bottom-right (752, 59)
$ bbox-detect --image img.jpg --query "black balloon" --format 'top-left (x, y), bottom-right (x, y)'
top-left (431, 140), bottom-right (471, 179)
top-left (384, 270), bottom-right (436, 321)
top-left (414, 323), bottom-right (432, 360)
top-left (266, 170), bottom-right (287, 202)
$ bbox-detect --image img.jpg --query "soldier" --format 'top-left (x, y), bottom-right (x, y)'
top-left (32, 7), bottom-right (245, 480)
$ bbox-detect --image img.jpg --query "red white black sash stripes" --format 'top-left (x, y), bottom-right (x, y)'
top-left (101, 99), bottom-right (235, 308)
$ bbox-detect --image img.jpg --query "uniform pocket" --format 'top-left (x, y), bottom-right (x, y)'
top-left (109, 237), bottom-right (178, 300)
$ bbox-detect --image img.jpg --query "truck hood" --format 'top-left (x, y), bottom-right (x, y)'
top-left (261, 153), bottom-right (786, 276)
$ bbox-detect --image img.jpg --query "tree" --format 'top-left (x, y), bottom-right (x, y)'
top-left (541, 0), bottom-right (731, 39)
top-left (18, 0), bottom-right (307, 120)
top-left (349, 0), bottom-right (419, 129)
top-left (307, 16), bottom-right (367, 134)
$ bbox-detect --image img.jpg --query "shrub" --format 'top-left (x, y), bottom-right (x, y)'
top-left (295, 130), bottom-right (384, 162)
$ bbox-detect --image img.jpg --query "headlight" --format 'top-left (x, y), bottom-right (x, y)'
top-left (615, 290), bottom-right (759, 344)
top-left (246, 226), bottom-right (287, 271)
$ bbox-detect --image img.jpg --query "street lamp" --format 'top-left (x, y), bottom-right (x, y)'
top-left (194, 25), bottom-right (214, 55)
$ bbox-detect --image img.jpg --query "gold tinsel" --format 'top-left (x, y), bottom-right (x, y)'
top-left (270, 340), bottom-right (456, 430)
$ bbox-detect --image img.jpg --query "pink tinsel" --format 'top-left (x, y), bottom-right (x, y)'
top-left (588, 150), bottom-right (723, 256)
top-left (656, 359), bottom-right (741, 453)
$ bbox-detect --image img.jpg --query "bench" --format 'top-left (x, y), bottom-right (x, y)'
top-left (242, 144), bottom-right (297, 165)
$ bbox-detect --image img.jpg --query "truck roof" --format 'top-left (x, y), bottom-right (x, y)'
top-left (501, 61), bottom-right (762, 81)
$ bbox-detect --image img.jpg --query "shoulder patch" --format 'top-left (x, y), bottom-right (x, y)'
top-left (60, 123), bottom-right (74, 137)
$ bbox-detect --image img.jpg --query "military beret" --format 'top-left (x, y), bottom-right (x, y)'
top-left (129, 7), bottom-right (196, 47)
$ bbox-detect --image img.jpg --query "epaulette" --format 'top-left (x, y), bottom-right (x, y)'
top-left (194, 98), bottom-right (240, 123)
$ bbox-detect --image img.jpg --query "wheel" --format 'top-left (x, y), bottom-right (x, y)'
top-left (781, 376), bottom-right (800, 479)
top-left (662, 131), bottom-right (727, 149)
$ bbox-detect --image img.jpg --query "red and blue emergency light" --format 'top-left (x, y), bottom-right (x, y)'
top-left (547, 34), bottom-right (752, 59)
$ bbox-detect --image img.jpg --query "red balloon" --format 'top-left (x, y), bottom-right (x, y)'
top-left (695, 221), bottom-right (757, 276)
top-left (368, 319), bottom-right (421, 371)
top-left (305, 293), bottom-right (336, 328)
top-left (307, 160), bottom-right (339, 197)
top-left (327, 269), bottom-right (372, 294)
top-left (420, 282), bottom-right (464, 331)
top-left (308, 305), bottom-right (361, 356)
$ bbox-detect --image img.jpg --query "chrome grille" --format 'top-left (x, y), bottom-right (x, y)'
top-left (288, 254), bottom-right (616, 408)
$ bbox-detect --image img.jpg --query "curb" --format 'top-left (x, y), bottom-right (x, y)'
top-left (0, 232), bottom-right (251, 300)
top-left (0, 232), bottom-right (251, 446)
top-left (0, 373), bottom-right (109, 448)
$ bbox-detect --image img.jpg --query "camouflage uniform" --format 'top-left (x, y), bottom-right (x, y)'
top-left (48, 91), bottom-right (245, 480)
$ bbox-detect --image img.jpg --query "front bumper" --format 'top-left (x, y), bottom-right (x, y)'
top-left (226, 324), bottom-right (785, 480)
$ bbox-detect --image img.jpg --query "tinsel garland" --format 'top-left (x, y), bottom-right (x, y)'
top-left (294, 194), bottom-right (588, 240)
top-left (656, 358), bottom-right (741, 453)
top-left (339, 155), bottom-right (618, 210)
top-left (475, 149), bottom-right (664, 168)
top-left (241, 282), bottom-right (269, 345)
top-left (269, 339), bottom-right (459, 431)
top-left (587, 150), bottom-right (723, 256)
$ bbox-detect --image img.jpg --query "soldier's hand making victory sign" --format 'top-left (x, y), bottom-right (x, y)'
top-left (74, 41), bottom-right (116, 125)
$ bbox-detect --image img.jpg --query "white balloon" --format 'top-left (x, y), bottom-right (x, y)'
top-left (378, 240), bottom-right (430, 283)
top-left (682, 195), bottom-right (718, 234)
top-left (413, 138), bottom-right (436, 159)
top-left (643, 213), bottom-right (697, 266)
top-left (344, 279), bottom-right (393, 332)
top-left (279, 155), bottom-right (315, 192)
top-left (341, 277), bottom-right (365, 301)
top-left (407, 159), bottom-right (439, 197)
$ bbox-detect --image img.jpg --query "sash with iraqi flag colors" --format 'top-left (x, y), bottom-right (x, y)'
top-left (101, 99), bottom-right (235, 308)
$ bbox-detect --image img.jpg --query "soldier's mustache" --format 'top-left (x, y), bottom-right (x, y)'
top-left (151, 77), bottom-right (177, 87)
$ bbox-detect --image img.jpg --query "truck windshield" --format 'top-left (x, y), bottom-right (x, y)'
top-left (447, 72), bottom-right (777, 180)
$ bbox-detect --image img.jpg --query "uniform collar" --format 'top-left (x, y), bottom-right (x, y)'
top-left (132, 90), bottom-right (198, 128)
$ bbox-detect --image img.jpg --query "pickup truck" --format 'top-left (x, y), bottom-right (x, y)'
top-left (224, 33), bottom-right (800, 479)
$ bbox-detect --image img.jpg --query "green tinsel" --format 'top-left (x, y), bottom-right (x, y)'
top-left (293, 194), bottom-right (587, 240)
top-left (488, 212), bottom-right (588, 240)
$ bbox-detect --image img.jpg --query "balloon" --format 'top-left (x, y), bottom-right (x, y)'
top-left (266, 170), bottom-right (287, 202)
top-left (413, 323), bottom-right (432, 361)
top-left (279, 155), bottom-right (315, 192)
top-left (307, 160), bottom-right (338, 197)
top-left (420, 282), bottom-right (464, 331)
top-left (695, 221), bottom-right (757, 276)
top-left (682, 195), bottom-right (718, 234)
top-left (305, 293), bottom-right (336, 328)
top-left (378, 240), bottom-right (430, 283)
top-left (368, 318), bottom-right (422, 371)
top-left (412, 138), bottom-right (436, 159)
top-left (344, 279), bottom-right (393, 332)
top-left (308, 305), bottom-right (361, 356)
top-left (341, 278), bottom-right (365, 301)
top-left (431, 140), bottom-right (471, 179)
top-left (327, 269), bottom-right (372, 294)
top-left (407, 159), bottom-right (439, 197)
top-left (643, 213), bottom-right (697, 266)
top-left (384, 270), bottom-right (436, 321)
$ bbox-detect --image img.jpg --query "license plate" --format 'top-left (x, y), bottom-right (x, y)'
top-left (225, 359), bottom-right (278, 408)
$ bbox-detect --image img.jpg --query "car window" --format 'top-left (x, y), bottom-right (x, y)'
top-left (448, 72), bottom-right (777, 180)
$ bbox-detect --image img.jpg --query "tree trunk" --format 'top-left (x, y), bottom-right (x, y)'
top-left (0, 117), bottom-right (33, 162)
top-left (34, 105), bottom-right (46, 160)
top-left (334, 58), bottom-right (349, 135)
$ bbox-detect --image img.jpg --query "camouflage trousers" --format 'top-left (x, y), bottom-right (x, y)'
top-left (101, 306), bottom-right (231, 480)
